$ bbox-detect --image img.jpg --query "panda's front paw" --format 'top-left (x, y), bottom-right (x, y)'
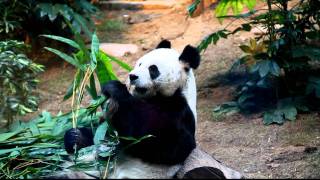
top-left (64, 127), bottom-right (94, 154)
top-left (102, 80), bottom-right (131, 100)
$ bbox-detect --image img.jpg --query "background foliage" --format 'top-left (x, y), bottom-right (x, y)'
top-left (190, 0), bottom-right (320, 125)
top-left (0, 40), bottom-right (44, 125)
top-left (0, 28), bottom-right (134, 177)
top-left (0, 0), bottom-right (97, 42)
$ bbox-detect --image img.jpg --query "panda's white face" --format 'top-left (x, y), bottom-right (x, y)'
top-left (127, 48), bottom-right (188, 98)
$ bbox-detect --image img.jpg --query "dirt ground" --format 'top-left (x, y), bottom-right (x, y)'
top-left (30, 5), bottom-right (320, 179)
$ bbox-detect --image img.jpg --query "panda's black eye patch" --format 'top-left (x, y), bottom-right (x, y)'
top-left (139, 63), bottom-right (142, 67)
top-left (149, 65), bottom-right (160, 80)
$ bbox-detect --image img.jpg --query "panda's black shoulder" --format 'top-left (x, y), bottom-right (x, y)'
top-left (149, 89), bottom-right (189, 109)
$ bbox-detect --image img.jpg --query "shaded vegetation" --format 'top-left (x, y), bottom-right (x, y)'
top-left (0, 0), bottom-right (98, 43)
top-left (0, 40), bottom-right (44, 125)
top-left (190, 0), bottom-right (320, 125)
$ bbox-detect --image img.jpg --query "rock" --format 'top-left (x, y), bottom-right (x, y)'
top-left (100, 43), bottom-right (138, 57)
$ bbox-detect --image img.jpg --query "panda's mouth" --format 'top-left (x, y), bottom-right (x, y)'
top-left (135, 87), bottom-right (148, 94)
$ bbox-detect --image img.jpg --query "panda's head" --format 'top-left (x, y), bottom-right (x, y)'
top-left (127, 40), bottom-right (200, 98)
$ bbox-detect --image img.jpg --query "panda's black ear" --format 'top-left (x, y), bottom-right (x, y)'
top-left (156, 40), bottom-right (171, 49)
top-left (179, 45), bottom-right (200, 69)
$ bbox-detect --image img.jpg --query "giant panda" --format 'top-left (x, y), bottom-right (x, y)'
top-left (62, 40), bottom-right (241, 179)
top-left (63, 40), bottom-right (200, 178)
top-left (102, 40), bottom-right (200, 178)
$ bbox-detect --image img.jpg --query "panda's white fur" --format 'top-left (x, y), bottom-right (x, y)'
top-left (127, 48), bottom-right (197, 122)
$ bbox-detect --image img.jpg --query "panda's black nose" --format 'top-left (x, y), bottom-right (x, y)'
top-left (129, 74), bottom-right (139, 82)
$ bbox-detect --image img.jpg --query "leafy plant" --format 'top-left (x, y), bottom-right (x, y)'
top-left (191, 0), bottom-right (320, 124)
top-left (0, 40), bottom-right (44, 125)
top-left (0, 107), bottom-right (117, 179)
top-left (0, 0), bottom-right (98, 41)
top-left (0, 32), bottom-right (133, 178)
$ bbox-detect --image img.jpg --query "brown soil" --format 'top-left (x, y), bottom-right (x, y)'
top-left (27, 4), bottom-right (320, 178)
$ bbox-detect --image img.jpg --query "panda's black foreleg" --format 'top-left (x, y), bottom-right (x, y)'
top-left (64, 127), bottom-right (94, 154)
top-left (101, 80), bottom-right (132, 101)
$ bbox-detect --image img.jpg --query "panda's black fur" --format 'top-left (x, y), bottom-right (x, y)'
top-left (102, 80), bottom-right (196, 165)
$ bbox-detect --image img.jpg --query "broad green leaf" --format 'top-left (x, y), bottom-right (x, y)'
top-left (292, 46), bottom-right (320, 61)
top-left (41, 35), bottom-right (80, 50)
top-left (269, 61), bottom-right (281, 76)
top-left (105, 52), bottom-right (132, 71)
top-left (258, 60), bottom-right (270, 77)
top-left (94, 121), bottom-right (108, 145)
top-left (0, 147), bottom-right (22, 156)
top-left (29, 122), bottom-right (40, 136)
top-left (90, 32), bottom-right (99, 70)
top-left (96, 55), bottom-right (118, 87)
top-left (44, 47), bottom-right (82, 69)
top-left (87, 74), bottom-right (98, 100)
top-left (0, 131), bottom-right (21, 142)
top-left (239, 45), bottom-right (251, 53)
top-left (263, 111), bottom-right (284, 125)
top-left (283, 106), bottom-right (297, 121)
top-left (73, 13), bottom-right (93, 37)
top-left (42, 111), bottom-right (52, 123)
top-left (238, 93), bottom-right (254, 105)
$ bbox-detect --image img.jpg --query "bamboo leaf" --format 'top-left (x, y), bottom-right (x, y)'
top-left (104, 52), bottom-right (132, 71)
top-left (40, 35), bottom-right (80, 50)
top-left (90, 32), bottom-right (99, 70)
top-left (44, 47), bottom-right (82, 69)
top-left (0, 131), bottom-right (21, 142)
top-left (94, 121), bottom-right (108, 145)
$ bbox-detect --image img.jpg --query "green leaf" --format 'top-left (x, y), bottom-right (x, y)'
top-left (292, 46), bottom-right (320, 61)
top-left (73, 13), bottom-right (93, 37)
top-left (187, 0), bottom-right (201, 16)
top-left (96, 54), bottom-right (118, 87)
top-left (87, 74), bottom-right (98, 100)
top-left (120, 135), bottom-right (154, 149)
top-left (0, 147), bottom-right (22, 156)
top-left (239, 45), bottom-right (251, 53)
top-left (64, 70), bottom-right (84, 101)
top-left (198, 30), bottom-right (229, 52)
top-left (44, 47), bottom-right (82, 69)
top-left (237, 93), bottom-right (254, 105)
top-left (215, 0), bottom-right (257, 22)
top-left (269, 61), bottom-right (281, 76)
top-left (29, 122), bottom-right (40, 136)
top-left (90, 32), bottom-right (99, 70)
top-left (105, 52), bottom-right (132, 71)
top-left (94, 121), bottom-right (108, 145)
top-left (0, 131), bottom-right (21, 142)
top-left (258, 60), bottom-right (270, 77)
top-left (42, 111), bottom-right (52, 122)
top-left (283, 106), bottom-right (297, 121)
top-left (263, 111), bottom-right (284, 125)
top-left (40, 35), bottom-right (80, 50)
